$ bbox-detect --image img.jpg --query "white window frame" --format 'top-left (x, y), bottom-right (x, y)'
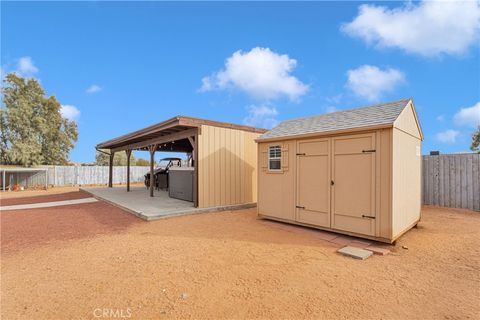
top-left (268, 145), bottom-right (282, 171)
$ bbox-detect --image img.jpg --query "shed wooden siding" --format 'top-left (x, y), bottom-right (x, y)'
top-left (258, 120), bottom-right (421, 242)
top-left (377, 128), bottom-right (393, 239)
top-left (393, 101), bottom-right (422, 139)
top-left (197, 125), bottom-right (260, 208)
top-left (258, 139), bottom-right (297, 221)
top-left (257, 128), bottom-right (394, 241)
top-left (391, 127), bottom-right (422, 237)
top-left (391, 102), bottom-right (423, 237)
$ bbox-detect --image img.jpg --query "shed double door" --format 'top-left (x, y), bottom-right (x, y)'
top-left (296, 133), bottom-right (376, 236)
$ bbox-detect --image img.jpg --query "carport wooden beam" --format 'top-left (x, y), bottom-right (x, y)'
top-left (111, 127), bottom-right (199, 153)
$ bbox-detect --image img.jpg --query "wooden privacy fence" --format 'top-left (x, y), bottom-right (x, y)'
top-left (422, 153), bottom-right (480, 211)
top-left (2, 166), bottom-right (149, 188)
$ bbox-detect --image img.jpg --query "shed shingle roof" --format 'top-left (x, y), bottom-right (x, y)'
top-left (257, 99), bottom-right (411, 141)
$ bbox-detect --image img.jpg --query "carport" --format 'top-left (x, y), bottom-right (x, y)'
top-left (96, 116), bottom-right (200, 204)
top-left (91, 116), bottom-right (266, 219)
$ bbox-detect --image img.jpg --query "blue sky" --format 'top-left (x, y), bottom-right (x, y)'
top-left (2, 1), bottom-right (479, 163)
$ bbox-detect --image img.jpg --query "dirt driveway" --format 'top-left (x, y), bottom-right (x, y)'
top-left (1, 192), bottom-right (479, 319)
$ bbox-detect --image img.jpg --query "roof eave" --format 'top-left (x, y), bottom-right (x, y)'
top-left (96, 116), bottom-right (186, 149)
top-left (255, 123), bottom-right (394, 143)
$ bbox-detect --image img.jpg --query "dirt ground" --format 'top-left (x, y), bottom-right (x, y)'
top-left (1, 193), bottom-right (479, 320)
top-left (0, 183), bottom-right (143, 201)
top-left (0, 186), bottom-right (81, 200)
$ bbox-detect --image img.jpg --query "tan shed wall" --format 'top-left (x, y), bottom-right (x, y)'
top-left (257, 140), bottom-right (297, 221)
top-left (257, 128), bottom-right (394, 242)
top-left (394, 101), bottom-right (422, 139)
top-left (198, 125), bottom-right (260, 208)
top-left (377, 128), bottom-right (393, 239)
top-left (391, 127), bottom-right (422, 238)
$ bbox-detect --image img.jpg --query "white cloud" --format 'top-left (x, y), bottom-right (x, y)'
top-left (436, 115), bottom-right (445, 122)
top-left (200, 47), bottom-right (308, 101)
top-left (243, 104), bottom-right (279, 129)
top-left (454, 102), bottom-right (480, 128)
top-left (346, 65), bottom-right (405, 101)
top-left (17, 56), bottom-right (39, 76)
top-left (436, 129), bottom-right (460, 144)
top-left (86, 85), bottom-right (102, 94)
top-left (341, 1), bottom-right (480, 57)
top-left (60, 105), bottom-right (80, 121)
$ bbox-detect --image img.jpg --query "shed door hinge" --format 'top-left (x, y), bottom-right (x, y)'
top-left (296, 153), bottom-right (306, 156)
top-left (362, 215), bottom-right (376, 219)
top-left (362, 149), bottom-right (376, 153)
top-left (296, 205), bottom-right (305, 209)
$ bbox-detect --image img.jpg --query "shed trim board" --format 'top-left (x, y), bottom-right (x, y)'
top-left (257, 99), bottom-right (422, 243)
top-left (255, 123), bottom-right (393, 143)
top-left (96, 115), bottom-right (266, 210)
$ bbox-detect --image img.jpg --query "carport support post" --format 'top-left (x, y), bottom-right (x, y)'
top-left (108, 151), bottom-right (115, 188)
top-left (126, 149), bottom-right (132, 192)
top-left (188, 135), bottom-right (198, 208)
top-left (148, 144), bottom-right (157, 197)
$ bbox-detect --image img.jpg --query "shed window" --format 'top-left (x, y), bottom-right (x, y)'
top-left (268, 145), bottom-right (282, 170)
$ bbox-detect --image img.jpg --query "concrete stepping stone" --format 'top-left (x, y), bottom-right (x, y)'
top-left (337, 246), bottom-right (373, 260)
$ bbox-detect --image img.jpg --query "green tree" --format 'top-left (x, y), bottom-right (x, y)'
top-left (0, 108), bottom-right (9, 164)
top-left (95, 149), bottom-right (136, 166)
top-left (1, 73), bottom-right (78, 166)
top-left (135, 158), bottom-right (150, 166)
top-left (471, 126), bottom-right (480, 153)
top-left (40, 96), bottom-right (78, 164)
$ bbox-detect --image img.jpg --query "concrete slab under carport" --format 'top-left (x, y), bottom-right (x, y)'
top-left (81, 186), bottom-right (256, 220)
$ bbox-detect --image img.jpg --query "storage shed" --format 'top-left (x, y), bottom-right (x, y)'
top-left (256, 99), bottom-right (423, 243)
top-left (97, 116), bottom-right (266, 210)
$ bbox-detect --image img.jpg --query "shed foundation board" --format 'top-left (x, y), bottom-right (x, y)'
top-left (258, 214), bottom-right (395, 243)
top-left (81, 186), bottom-right (255, 220)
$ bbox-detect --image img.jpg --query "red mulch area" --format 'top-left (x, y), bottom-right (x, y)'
top-left (1, 196), bottom-right (141, 255)
top-left (1, 191), bottom-right (92, 206)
